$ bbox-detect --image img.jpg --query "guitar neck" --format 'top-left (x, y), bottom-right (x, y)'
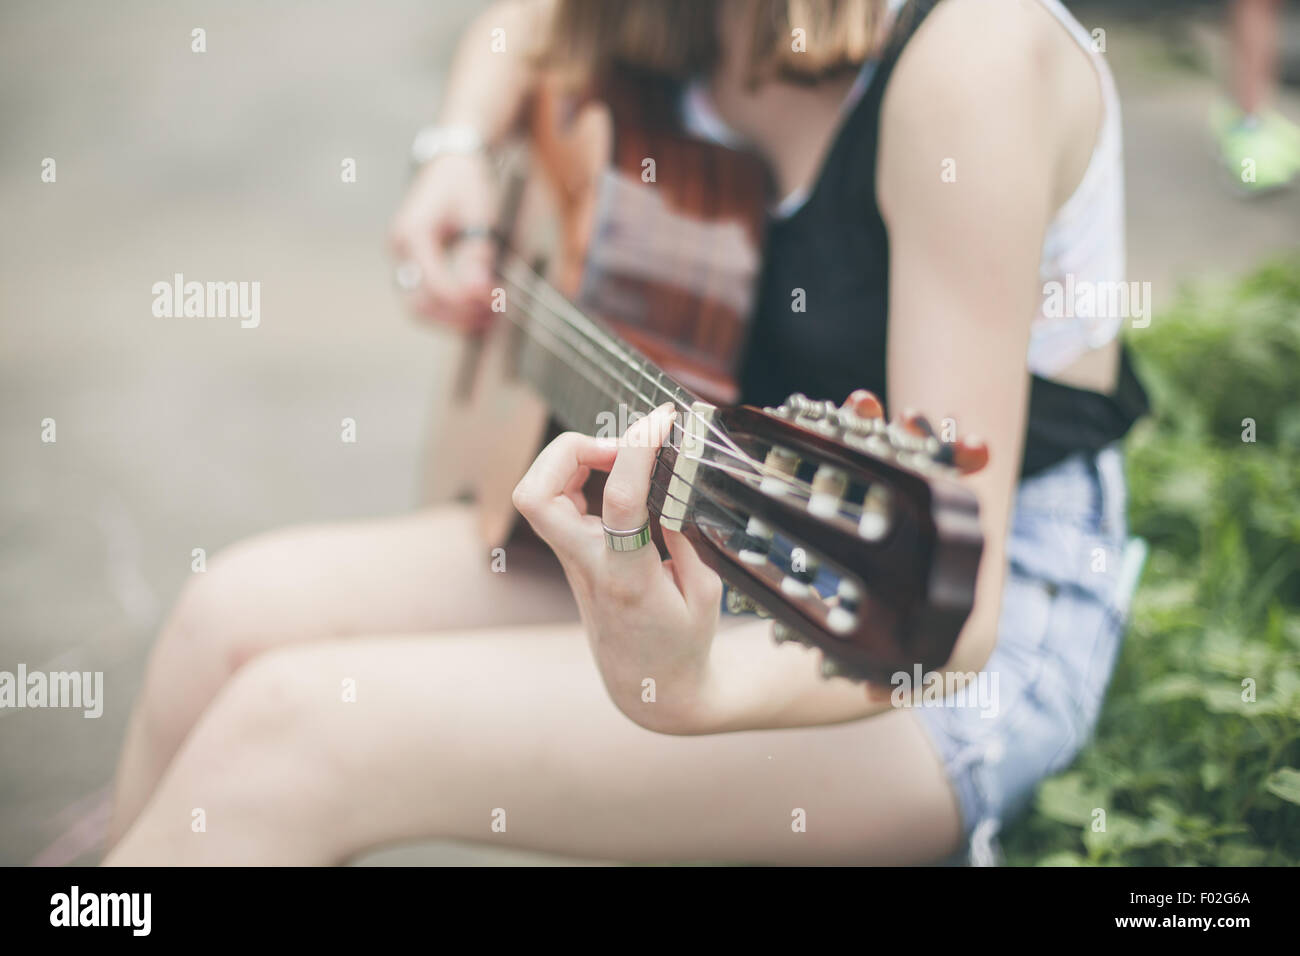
top-left (495, 252), bottom-right (696, 436)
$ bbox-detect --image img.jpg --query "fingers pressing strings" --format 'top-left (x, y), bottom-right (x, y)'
top-left (601, 403), bottom-right (677, 534)
top-left (512, 432), bottom-right (619, 555)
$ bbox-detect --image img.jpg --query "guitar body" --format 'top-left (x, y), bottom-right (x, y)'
top-left (421, 71), bottom-right (770, 546)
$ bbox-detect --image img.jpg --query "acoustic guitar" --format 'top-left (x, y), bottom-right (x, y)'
top-left (422, 70), bottom-right (986, 684)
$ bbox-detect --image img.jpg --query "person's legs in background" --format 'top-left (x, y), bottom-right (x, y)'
top-left (1212, 0), bottom-right (1300, 191)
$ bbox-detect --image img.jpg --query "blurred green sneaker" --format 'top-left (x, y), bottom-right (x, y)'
top-left (1210, 99), bottom-right (1300, 194)
top-left (1261, 108), bottom-right (1300, 154)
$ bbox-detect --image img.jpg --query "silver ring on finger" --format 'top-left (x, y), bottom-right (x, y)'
top-left (453, 224), bottom-right (493, 243)
top-left (394, 260), bottom-right (422, 292)
top-left (602, 520), bottom-right (652, 553)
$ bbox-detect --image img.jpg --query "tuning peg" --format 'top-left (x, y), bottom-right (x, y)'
top-left (735, 516), bottom-right (774, 567)
top-left (760, 446), bottom-right (800, 495)
top-left (951, 435), bottom-right (990, 475)
top-left (724, 588), bottom-right (767, 616)
top-left (790, 396), bottom-right (840, 437)
top-left (779, 540), bottom-right (821, 599)
top-left (772, 621), bottom-right (797, 644)
top-left (826, 578), bottom-right (860, 635)
top-left (899, 409), bottom-right (935, 439)
top-left (783, 392), bottom-right (812, 416)
top-left (845, 389), bottom-right (884, 421)
top-left (808, 464), bottom-right (848, 518)
top-left (859, 484), bottom-right (890, 540)
top-left (838, 391), bottom-right (885, 436)
top-left (888, 413), bottom-right (936, 453)
top-left (932, 433), bottom-right (990, 473)
top-left (820, 656), bottom-right (854, 680)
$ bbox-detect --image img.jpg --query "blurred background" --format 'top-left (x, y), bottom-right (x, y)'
top-left (2, 0), bottom-right (1298, 866)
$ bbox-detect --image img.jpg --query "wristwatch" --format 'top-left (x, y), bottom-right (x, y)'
top-left (409, 125), bottom-right (484, 170)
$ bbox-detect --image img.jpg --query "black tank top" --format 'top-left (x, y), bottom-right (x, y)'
top-left (737, 0), bottom-right (1148, 477)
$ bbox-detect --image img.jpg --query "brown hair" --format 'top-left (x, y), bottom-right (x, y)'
top-left (537, 0), bottom-right (887, 88)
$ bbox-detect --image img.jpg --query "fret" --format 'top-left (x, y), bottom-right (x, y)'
top-left (496, 252), bottom-right (694, 441)
top-left (621, 351), bottom-right (637, 421)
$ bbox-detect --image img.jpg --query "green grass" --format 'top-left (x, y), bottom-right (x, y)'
top-left (1002, 253), bottom-right (1300, 866)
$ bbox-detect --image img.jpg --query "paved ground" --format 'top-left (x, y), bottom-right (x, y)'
top-left (1, 0), bottom-right (1297, 866)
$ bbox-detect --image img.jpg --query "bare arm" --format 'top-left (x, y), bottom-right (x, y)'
top-left (663, 0), bottom-right (1063, 733)
top-left (435, 0), bottom-right (552, 144)
top-left (388, 0), bottom-right (552, 326)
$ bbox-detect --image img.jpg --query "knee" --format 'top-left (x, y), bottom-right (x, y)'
top-left (200, 647), bottom-right (326, 761)
top-left (161, 531), bottom-right (303, 673)
top-left (195, 647), bottom-right (352, 806)
top-left (134, 532), bottom-right (306, 746)
top-left (157, 649), bottom-right (353, 858)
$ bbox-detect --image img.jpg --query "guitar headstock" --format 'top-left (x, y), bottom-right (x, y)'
top-left (648, 391), bottom-right (986, 684)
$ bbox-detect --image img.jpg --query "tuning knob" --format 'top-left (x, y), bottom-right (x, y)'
top-left (808, 464), bottom-right (848, 518)
top-left (724, 589), bottom-right (761, 616)
top-left (899, 409), bottom-right (935, 439)
top-left (952, 435), bottom-right (990, 474)
top-left (932, 433), bottom-right (990, 474)
top-left (760, 446), bottom-right (800, 496)
top-left (827, 578), bottom-right (860, 635)
top-left (780, 547), bottom-right (820, 599)
top-left (859, 484), bottom-right (890, 540)
top-left (845, 389), bottom-right (884, 421)
top-left (783, 392), bottom-right (812, 416)
top-left (839, 390), bottom-right (885, 437)
top-left (735, 516), bottom-right (775, 567)
top-left (772, 621), bottom-right (797, 644)
top-left (820, 656), bottom-right (852, 680)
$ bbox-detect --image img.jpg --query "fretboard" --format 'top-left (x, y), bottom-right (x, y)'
top-left (497, 252), bottom-right (695, 436)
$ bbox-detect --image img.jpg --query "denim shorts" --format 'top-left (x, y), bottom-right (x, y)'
top-left (914, 444), bottom-right (1135, 864)
top-left (724, 444), bottom-right (1137, 865)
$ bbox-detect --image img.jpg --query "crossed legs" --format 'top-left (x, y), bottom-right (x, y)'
top-left (107, 505), bottom-right (961, 864)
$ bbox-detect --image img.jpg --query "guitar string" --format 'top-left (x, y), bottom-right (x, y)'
top-left (495, 270), bottom-right (887, 522)
top-left (496, 262), bottom-right (766, 477)
top-left (496, 284), bottom-right (830, 509)
top-left (497, 296), bottom-right (837, 542)
top-left (500, 294), bottom-right (878, 530)
top-left (498, 251), bottom-right (904, 518)
top-left (499, 253), bottom-right (763, 472)
top-left (497, 294), bottom-right (794, 554)
top-left (496, 269), bottom-right (767, 472)
top-left (496, 264), bottom-right (841, 502)
top-left (495, 268), bottom-right (884, 520)
top-left (499, 251), bottom-right (754, 463)
top-left (498, 296), bottom-right (757, 520)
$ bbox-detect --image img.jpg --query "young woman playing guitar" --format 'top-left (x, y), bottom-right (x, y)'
top-left (106, 0), bottom-right (1147, 865)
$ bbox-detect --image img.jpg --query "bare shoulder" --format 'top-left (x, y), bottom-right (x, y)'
top-left (879, 0), bottom-right (1102, 204)
top-left (885, 0), bottom-right (1089, 118)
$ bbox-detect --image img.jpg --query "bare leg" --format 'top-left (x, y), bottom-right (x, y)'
top-left (109, 505), bottom-right (574, 845)
top-left (106, 625), bottom-right (961, 865)
top-left (1231, 0), bottom-right (1282, 115)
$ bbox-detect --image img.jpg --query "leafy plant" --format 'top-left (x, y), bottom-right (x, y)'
top-left (1002, 253), bottom-right (1300, 866)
